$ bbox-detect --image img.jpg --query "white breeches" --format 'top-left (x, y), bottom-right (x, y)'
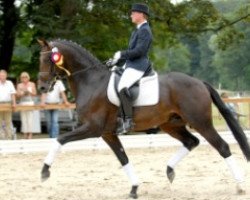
top-left (118, 67), bottom-right (144, 92)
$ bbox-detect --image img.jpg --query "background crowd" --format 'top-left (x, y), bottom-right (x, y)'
top-left (0, 69), bottom-right (70, 140)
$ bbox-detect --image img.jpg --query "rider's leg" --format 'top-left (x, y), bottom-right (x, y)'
top-left (116, 88), bottom-right (134, 134)
top-left (117, 68), bottom-right (144, 134)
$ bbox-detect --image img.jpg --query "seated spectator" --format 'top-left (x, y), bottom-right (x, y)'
top-left (17, 72), bottom-right (38, 139)
top-left (0, 69), bottom-right (16, 140)
top-left (40, 80), bottom-right (70, 138)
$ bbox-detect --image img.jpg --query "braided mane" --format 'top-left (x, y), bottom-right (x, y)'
top-left (51, 39), bottom-right (104, 69)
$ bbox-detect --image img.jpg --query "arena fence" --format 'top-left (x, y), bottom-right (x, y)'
top-left (1, 97), bottom-right (250, 131)
top-left (212, 97), bottom-right (250, 130)
top-left (0, 131), bottom-right (249, 155)
top-left (0, 97), bottom-right (250, 111)
top-left (1, 98), bottom-right (250, 154)
top-left (0, 103), bottom-right (75, 111)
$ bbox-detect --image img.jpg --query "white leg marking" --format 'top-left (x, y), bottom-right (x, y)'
top-left (44, 139), bottom-right (62, 166)
top-left (225, 155), bottom-right (244, 183)
top-left (225, 156), bottom-right (246, 194)
top-left (123, 163), bottom-right (139, 186)
top-left (167, 146), bottom-right (190, 169)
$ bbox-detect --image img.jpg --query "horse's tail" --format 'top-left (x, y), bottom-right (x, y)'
top-left (203, 81), bottom-right (250, 161)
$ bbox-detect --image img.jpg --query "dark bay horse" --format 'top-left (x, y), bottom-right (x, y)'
top-left (38, 39), bottom-right (250, 198)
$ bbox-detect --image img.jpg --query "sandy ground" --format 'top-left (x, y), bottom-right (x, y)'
top-left (0, 144), bottom-right (250, 200)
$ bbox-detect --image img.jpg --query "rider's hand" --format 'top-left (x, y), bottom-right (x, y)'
top-left (111, 51), bottom-right (121, 66)
top-left (112, 51), bottom-right (121, 65)
top-left (105, 58), bottom-right (114, 68)
top-left (105, 51), bottom-right (121, 68)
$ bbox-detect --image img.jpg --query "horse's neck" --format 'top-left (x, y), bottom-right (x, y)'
top-left (68, 68), bottom-right (110, 103)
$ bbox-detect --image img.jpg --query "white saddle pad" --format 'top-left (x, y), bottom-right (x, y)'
top-left (107, 71), bottom-right (159, 107)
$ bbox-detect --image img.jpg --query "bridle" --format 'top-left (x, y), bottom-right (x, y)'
top-left (39, 48), bottom-right (91, 92)
top-left (39, 50), bottom-right (63, 92)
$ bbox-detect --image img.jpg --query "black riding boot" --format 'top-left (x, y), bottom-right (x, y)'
top-left (116, 88), bottom-right (134, 134)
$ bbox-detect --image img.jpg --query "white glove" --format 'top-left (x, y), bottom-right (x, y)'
top-left (111, 51), bottom-right (121, 65)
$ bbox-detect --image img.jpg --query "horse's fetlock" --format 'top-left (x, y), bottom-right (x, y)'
top-left (184, 137), bottom-right (199, 150)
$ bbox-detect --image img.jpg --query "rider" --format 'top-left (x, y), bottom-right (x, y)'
top-left (110, 3), bottom-right (153, 134)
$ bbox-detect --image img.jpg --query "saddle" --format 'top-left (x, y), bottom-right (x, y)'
top-left (107, 66), bottom-right (159, 107)
top-left (113, 66), bottom-right (154, 101)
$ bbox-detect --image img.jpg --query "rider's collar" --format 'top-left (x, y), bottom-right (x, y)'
top-left (137, 20), bottom-right (147, 29)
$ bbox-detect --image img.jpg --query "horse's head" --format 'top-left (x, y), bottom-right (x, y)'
top-left (38, 39), bottom-right (71, 93)
top-left (38, 38), bottom-right (108, 93)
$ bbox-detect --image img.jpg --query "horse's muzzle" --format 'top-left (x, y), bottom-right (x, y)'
top-left (38, 80), bottom-right (50, 93)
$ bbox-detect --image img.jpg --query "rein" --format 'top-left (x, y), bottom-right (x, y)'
top-left (59, 66), bottom-right (92, 79)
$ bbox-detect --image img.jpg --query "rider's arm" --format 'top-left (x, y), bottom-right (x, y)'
top-left (120, 28), bottom-right (152, 61)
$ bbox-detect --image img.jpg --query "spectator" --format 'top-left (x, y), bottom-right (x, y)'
top-left (16, 72), bottom-right (37, 139)
top-left (40, 80), bottom-right (70, 138)
top-left (0, 69), bottom-right (16, 139)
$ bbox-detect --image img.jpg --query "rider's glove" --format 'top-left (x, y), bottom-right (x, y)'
top-left (105, 51), bottom-right (121, 68)
top-left (111, 51), bottom-right (121, 65)
top-left (105, 58), bottom-right (114, 68)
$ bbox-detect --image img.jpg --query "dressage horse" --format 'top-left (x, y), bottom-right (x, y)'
top-left (38, 39), bottom-right (250, 198)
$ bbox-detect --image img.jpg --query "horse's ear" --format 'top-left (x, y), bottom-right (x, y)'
top-left (37, 38), bottom-right (51, 50)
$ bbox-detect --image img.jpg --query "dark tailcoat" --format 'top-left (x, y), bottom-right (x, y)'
top-left (120, 22), bottom-right (153, 72)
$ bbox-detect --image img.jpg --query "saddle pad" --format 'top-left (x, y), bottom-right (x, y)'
top-left (107, 71), bottom-right (159, 107)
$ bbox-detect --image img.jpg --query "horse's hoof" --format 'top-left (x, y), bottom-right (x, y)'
top-left (236, 183), bottom-right (246, 195)
top-left (167, 166), bottom-right (175, 183)
top-left (41, 170), bottom-right (50, 182)
top-left (41, 164), bottom-right (50, 182)
top-left (129, 185), bottom-right (138, 199)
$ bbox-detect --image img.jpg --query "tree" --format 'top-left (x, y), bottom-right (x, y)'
top-left (1, 0), bottom-right (250, 90)
top-left (212, 24), bottom-right (250, 90)
top-left (0, 0), bottom-right (18, 72)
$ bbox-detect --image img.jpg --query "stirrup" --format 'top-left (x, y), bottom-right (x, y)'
top-left (116, 118), bottom-right (134, 135)
top-left (115, 118), bottom-right (125, 135)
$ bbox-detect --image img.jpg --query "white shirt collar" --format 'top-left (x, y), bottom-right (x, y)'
top-left (137, 20), bottom-right (147, 29)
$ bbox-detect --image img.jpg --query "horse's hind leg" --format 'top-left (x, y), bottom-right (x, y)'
top-left (102, 133), bottom-right (139, 199)
top-left (194, 124), bottom-right (246, 194)
top-left (160, 124), bottom-right (199, 183)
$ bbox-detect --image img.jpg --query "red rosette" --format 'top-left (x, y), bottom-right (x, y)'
top-left (51, 52), bottom-right (62, 64)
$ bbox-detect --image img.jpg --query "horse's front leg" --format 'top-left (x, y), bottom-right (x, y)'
top-left (41, 123), bottom-right (98, 181)
top-left (102, 134), bottom-right (139, 199)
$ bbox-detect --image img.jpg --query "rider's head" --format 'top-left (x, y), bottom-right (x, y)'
top-left (130, 3), bottom-right (149, 25)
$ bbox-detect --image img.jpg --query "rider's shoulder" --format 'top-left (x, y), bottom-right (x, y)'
top-left (138, 24), bottom-right (152, 37)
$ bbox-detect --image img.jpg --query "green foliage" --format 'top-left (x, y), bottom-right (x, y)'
top-left (212, 24), bottom-right (250, 90)
top-left (1, 0), bottom-right (250, 91)
top-left (166, 43), bottom-right (191, 73)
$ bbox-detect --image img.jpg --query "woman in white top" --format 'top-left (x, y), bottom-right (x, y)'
top-left (17, 72), bottom-right (37, 139)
